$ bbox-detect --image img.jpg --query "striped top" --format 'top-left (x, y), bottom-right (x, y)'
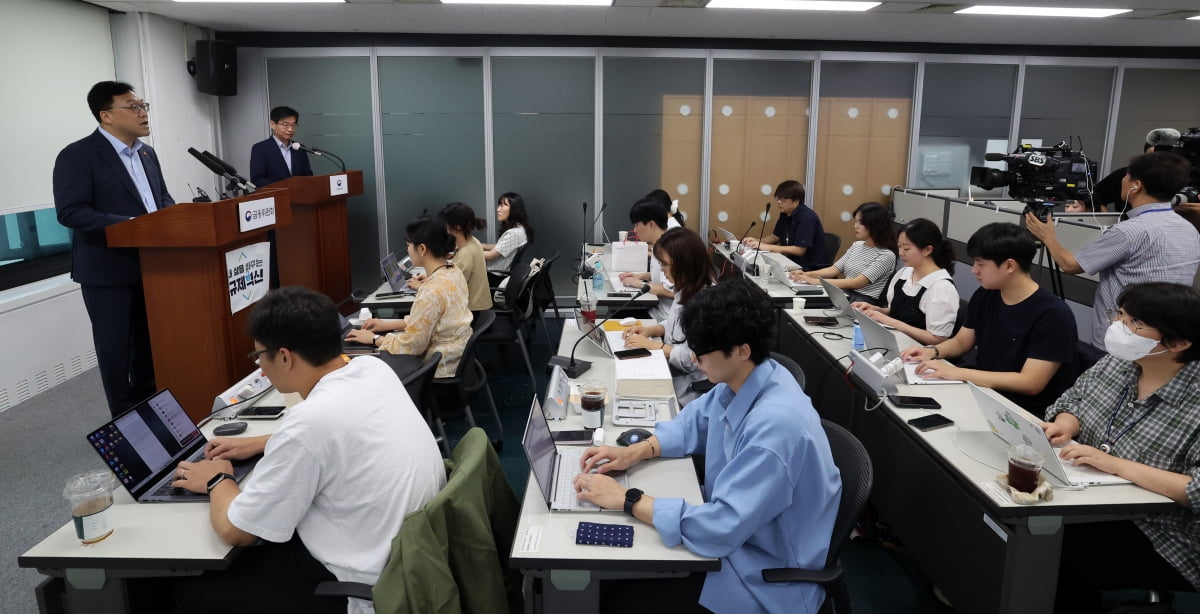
top-left (833, 241), bottom-right (897, 300)
top-left (486, 225), bottom-right (528, 272)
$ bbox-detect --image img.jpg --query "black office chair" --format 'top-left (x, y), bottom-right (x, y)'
top-left (478, 261), bottom-right (538, 390)
top-left (381, 351), bottom-right (448, 457)
top-left (763, 419), bottom-right (874, 614)
top-left (486, 241), bottom-right (530, 288)
top-left (530, 251), bottom-right (563, 348)
top-left (432, 310), bottom-right (505, 449)
top-left (770, 352), bottom-right (807, 390)
top-left (822, 232), bottom-right (842, 266)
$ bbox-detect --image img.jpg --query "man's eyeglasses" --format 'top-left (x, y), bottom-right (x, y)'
top-left (109, 102), bottom-right (150, 114)
top-left (247, 347), bottom-right (278, 365)
top-left (1106, 309), bottom-right (1147, 333)
top-left (274, 121), bottom-right (297, 129)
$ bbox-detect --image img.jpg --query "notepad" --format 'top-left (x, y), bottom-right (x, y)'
top-left (614, 349), bottom-right (671, 380)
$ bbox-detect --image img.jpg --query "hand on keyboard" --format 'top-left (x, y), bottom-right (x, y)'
top-left (572, 472), bottom-right (626, 511)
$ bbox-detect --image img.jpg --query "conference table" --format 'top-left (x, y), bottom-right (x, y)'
top-left (575, 244), bottom-right (669, 309)
top-left (509, 317), bottom-right (718, 614)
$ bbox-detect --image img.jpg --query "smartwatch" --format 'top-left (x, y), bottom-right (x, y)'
top-left (373, 334), bottom-right (382, 346)
top-left (206, 472), bottom-right (237, 494)
top-left (623, 488), bottom-right (644, 517)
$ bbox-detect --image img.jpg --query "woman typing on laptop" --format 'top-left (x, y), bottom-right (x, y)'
top-left (789, 201), bottom-right (897, 304)
top-left (1042, 282), bottom-right (1200, 612)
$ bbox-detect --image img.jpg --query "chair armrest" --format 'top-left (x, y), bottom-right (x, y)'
top-left (761, 565), bottom-right (843, 585)
top-left (314, 580), bottom-right (374, 601)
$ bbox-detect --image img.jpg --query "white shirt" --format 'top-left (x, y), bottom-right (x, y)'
top-left (227, 356), bottom-right (446, 613)
top-left (884, 267), bottom-right (959, 337)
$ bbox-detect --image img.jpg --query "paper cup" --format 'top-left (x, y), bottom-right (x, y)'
top-left (618, 230), bottom-right (628, 242)
top-left (729, 240), bottom-right (740, 252)
top-left (793, 297), bottom-right (807, 312)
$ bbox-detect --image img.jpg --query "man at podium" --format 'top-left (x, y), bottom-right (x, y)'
top-left (53, 81), bottom-right (175, 416)
top-left (249, 105), bottom-right (313, 188)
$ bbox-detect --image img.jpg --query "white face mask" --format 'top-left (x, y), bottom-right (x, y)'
top-left (1104, 320), bottom-right (1166, 361)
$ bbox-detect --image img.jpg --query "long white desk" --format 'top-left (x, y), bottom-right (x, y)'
top-left (575, 244), bottom-right (669, 309)
top-left (509, 318), bottom-right (718, 614)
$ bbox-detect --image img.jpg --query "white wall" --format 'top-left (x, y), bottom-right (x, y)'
top-left (218, 47), bottom-right (269, 176)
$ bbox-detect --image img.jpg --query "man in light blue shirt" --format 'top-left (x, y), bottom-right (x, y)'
top-left (576, 277), bottom-right (842, 614)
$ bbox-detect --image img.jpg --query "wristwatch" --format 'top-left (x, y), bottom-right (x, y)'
top-left (373, 334), bottom-right (382, 346)
top-left (206, 472), bottom-right (237, 494)
top-left (623, 488), bottom-right (644, 517)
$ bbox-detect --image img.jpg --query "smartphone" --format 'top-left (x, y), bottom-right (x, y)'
top-left (888, 395), bottom-right (942, 410)
top-left (608, 292), bottom-right (633, 298)
top-left (552, 430), bottom-right (593, 444)
top-left (794, 288), bottom-right (824, 296)
top-left (614, 348), bottom-right (653, 360)
top-left (237, 405), bottom-right (286, 419)
top-left (804, 316), bottom-right (839, 326)
top-left (907, 414), bottom-right (955, 432)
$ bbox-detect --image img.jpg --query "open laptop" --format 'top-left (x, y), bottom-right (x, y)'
top-left (85, 389), bottom-right (261, 503)
top-left (338, 313), bottom-right (380, 355)
top-left (574, 309), bottom-right (616, 357)
top-left (855, 311), bottom-right (900, 359)
top-left (967, 383), bottom-right (1130, 487)
top-left (523, 396), bottom-right (627, 512)
top-left (818, 278), bottom-right (855, 318)
top-left (379, 252), bottom-right (414, 293)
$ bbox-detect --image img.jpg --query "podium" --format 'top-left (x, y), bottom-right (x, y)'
top-left (270, 171), bottom-right (363, 302)
top-left (106, 189), bottom-right (292, 423)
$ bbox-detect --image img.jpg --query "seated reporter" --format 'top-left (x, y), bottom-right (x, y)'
top-left (169, 287), bottom-right (445, 613)
top-left (574, 278), bottom-right (841, 614)
top-left (621, 228), bottom-right (715, 406)
top-left (1043, 282), bottom-right (1200, 612)
top-left (790, 202), bottom-right (897, 304)
top-left (346, 216), bottom-right (471, 378)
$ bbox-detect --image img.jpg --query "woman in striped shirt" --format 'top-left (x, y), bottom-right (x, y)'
top-left (791, 201), bottom-right (897, 303)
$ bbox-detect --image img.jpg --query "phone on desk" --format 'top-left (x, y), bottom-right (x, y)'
top-left (888, 395), bottom-right (942, 410)
top-left (803, 316), bottom-right (839, 326)
top-left (907, 414), bottom-right (954, 432)
top-left (614, 348), bottom-right (652, 360)
top-left (237, 405), bottom-right (286, 420)
top-left (552, 430), bottom-right (593, 444)
top-left (794, 288), bottom-right (824, 296)
top-left (608, 292), bottom-right (633, 298)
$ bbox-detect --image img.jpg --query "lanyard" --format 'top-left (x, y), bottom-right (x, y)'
top-left (1099, 384), bottom-right (1158, 454)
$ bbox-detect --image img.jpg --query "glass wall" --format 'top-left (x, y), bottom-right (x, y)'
top-left (267, 57), bottom-right (379, 293)
top-left (492, 56), bottom-right (594, 294)
top-left (1019, 66), bottom-right (1114, 172)
top-left (916, 62), bottom-right (1017, 196)
top-left (601, 57), bottom-right (705, 240)
top-left (378, 56), bottom-right (486, 251)
top-left (711, 59), bottom-right (813, 243)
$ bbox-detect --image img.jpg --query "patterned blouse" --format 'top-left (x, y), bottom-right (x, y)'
top-left (378, 265), bottom-right (472, 378)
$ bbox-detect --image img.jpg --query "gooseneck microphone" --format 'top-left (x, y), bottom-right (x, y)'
top-left (202, 150), bottom-right (256, 192)
top-left (292, 141), bottom-right (346, 172)
top-left (589, 202), bottom-right (609, 244)
top-left (548, 284), bottom-right (651, 378)
top-left (579, 202), bottom-right (592, 279)
top-left (738, 220), bottom-right (756, 247)
top-left (749, 202), bottom-right (771, 276)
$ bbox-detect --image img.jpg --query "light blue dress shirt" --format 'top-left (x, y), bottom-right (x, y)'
top-left (98, 127), bottom-right (157, 213)
top-left (652, 359), bottom-right (842, 614)
top-left (274, 135), bottom-right (293, 173)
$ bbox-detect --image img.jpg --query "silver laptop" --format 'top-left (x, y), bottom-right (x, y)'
top-left (85, 389), bottom-right (260, 503)
top-left (819, 278), bottom-right (855, 318)
top-left (574, 309), bottom-right (615, 357)
top-left (523, 397), bottom-right (627, 512)
top-left (855, 311), bottom-right (900, 359)
top-left (967, 383), bottom-right (1129, 487)
top-left (769, 259), bottom-right (809, 290)
top-left (379, 252), bottom-right (414, 293)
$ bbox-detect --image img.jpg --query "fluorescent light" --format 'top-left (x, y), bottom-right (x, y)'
top-left (173, 0), bottom-right (344, 3)
top-left (956, 6), bottom-right (1131, 18)
top-left (1189, 15), bottom-right (1200, 20)
top-left (707, 0), bottom-right (880, 10)
top-left (441, 0), bottom-right (612, 5)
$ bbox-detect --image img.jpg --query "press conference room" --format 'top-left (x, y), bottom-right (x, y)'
top-left (4, 1), bottom-right (1200, 613)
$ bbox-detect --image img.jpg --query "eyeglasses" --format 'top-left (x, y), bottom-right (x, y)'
top-left (109, 102), bottom-right (150, 114)
top-left (246, 347), bottom-right (278, 365)
top-left (1106, 309), bottom-right (1148, 333)
top-left (274, 122), bottom-right (297, 129)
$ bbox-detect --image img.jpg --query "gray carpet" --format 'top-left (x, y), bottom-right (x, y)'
top-left (1, 368), bottom-right (111, 614)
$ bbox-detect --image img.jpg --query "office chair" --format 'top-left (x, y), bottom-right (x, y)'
top-left (478, 260), bottom-right (539, 390)
top-left (823, 232), bottom-right (842, 264)
top-left (529, 251), bottom-right (562, 348)
top-left (487, 242), bottom-right (530, 288)
top-left (770, 352), bottom-right (807, 390)
top-left (380, 352), bottom-right (448, 457)
top-left (432, 310), bottom-right (505, 450)
top-left (762, 419), bottom-right (874, 614)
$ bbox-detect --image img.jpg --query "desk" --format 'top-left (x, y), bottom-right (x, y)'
top-left (509, 318), bottom-right (718, 614)
top-left (359, 281), bottom-right (416, 315)
top-left (576, 245), bottom-right (663, 309)
top-left (18, 392), bottom-right (296, 614)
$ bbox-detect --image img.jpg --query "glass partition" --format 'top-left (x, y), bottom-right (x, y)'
top-left (1019, 66), bottom-right (1114, 180)
top-left (1112, 68), bottom-right (1200, 172)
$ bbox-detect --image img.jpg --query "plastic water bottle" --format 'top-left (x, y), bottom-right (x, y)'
top-left (592, 261), bottom-right (604, 292)
top-left (852, 322), bottom-right (866, 351)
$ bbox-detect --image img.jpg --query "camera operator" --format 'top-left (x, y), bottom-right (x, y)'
top-left (1026, 151), bottom-right (1200, 350)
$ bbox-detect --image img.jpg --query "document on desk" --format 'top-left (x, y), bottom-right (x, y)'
top-left (614, 350), bottom-right (671, 380)
top-left (904, 363), bottom-right (962, 385)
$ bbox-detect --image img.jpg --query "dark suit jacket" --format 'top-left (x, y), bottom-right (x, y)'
top-left (249, 137), bottom-right (313, 188)
top-left (53, 129), bottom-right (174, 286)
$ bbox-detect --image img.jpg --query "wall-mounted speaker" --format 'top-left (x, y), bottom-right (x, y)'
top-left (194, 40), bottom-right (237, 96)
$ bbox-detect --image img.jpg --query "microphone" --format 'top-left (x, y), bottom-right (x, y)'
top-left (737, 220), bottom-right (756, 248)
top-left (188, 147), bottom-right (227, 176)
top-left (589, 202), bottom-right (609, 244)
top-left (1146, 128), bottom-right (1182, 149)
top-left (292, 141), bottom-right (346, 172)
top-left (749, 202), bottom-right (771, 276)
top-left (548, 284), bottom-right (651, 378)
top-left (202, 150), bottom-right (256, 192)
top-left (579, 202), bottom-right (592, 278)
top-left (187, 183), bottom-right (212, 203)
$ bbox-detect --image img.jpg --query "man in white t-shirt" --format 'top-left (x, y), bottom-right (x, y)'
top-left (169, 287), bottom-right (446, 613)
top-left (618, 197), bottom-right (676, 320)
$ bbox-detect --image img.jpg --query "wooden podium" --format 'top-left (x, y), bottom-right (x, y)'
top-left (271, 171), bottom-right (363, 302)
top-left (106, 189), bottom-right (292, 423)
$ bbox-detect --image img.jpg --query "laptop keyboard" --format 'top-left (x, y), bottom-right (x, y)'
top-left (553, 447), bottom-right (599, 511)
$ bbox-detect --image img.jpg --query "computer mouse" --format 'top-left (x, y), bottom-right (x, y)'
top-left (619, 317), bottom-right (638, 326)
top-left (617, 428), bottom-right (653, 447)
top-left (213, 421), bottom-right (248, 436)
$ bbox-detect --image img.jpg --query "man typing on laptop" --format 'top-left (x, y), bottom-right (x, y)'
top-left (166, 287), bottom-right (445, 613)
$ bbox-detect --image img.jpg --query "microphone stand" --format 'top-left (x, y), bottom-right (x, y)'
top-left (548, 284), bottom-right (650, 378)
top-left (578, 202), bottom-right (592, 279)
top-left (749, 202), bottom-right (771, 277)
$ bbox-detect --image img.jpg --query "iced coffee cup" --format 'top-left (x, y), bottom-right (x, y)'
top-left (63, 470), bottom-right (118, 544)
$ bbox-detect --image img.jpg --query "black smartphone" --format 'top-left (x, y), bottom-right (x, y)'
top-left (907, 414), bottom-right (954, 432)
top-left (237, 405), bottom-right (286, 419)
top-left (794, 288), bottom-right (823, 296)
top-left (608, 292), bottom-right (633, 298)
top-left (614, 348), bottom-right (653, 360)
top-left (888, 395), bottom-right (942, 410)
top-left (552, 430), bottom-right (593, 444)
top-left (804, 316), bottom-right (839, 326)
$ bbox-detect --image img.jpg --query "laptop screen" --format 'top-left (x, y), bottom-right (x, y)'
top-left (522, 397), bottom-right (558, 505)
top-left (819, 278), bottom-right (853, 317)
top-left (380, 253), bottom-right (403, 292)
top-left (85, 389), bottom-right (203, 496)
top-left (574, 310), bottom-right (613, 356)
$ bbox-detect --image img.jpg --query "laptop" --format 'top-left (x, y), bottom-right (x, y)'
top-left (338, 313), bottom-right (380, 355)
top-left (967, 383), bottom-right (1130, 487)
top-left (85, 389), bottom-right (261, 503)
top-left (574, 309), bottom-right (616, 357)
top-left (379, 252), bottom-right (414, 293)
top-left (855, 311), bottom-right (900, 359)
top-left (523, 396), bottom-right (628, 512)
top-left (818, 278), bottom-right (855, 319)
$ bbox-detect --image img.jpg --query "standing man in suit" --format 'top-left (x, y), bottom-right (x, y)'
top-left (249, 106), bottom-right (313, 188)
top-left (54, 81), bottom-right (174, 416)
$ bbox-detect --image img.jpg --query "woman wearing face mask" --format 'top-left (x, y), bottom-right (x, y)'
top-left (1042, 282), bottom-right (1200, 612)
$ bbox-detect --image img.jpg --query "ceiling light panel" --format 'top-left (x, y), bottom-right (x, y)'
top-left (706, 1), bottom-right (881, 11)
top-left (956, 6), bottom-right (1132, 18)
top-left (440, 0), bottom-right (613, 5)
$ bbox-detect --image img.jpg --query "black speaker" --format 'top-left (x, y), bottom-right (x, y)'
top-left (194, 40), bottom-right (237, 96)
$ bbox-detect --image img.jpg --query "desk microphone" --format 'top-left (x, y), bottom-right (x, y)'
top-left (548, 283), bottom-right (650, 378)
top-left (737, 220), bottom-right (756, 250)
top-left (749, 202), bottom-right (771, 276)
top-left (202, 150), bottom-right (256, 192)
top-left (292, 141), bottom-right (346, 173)
top-left (589, 202), bottom-right (608, 244)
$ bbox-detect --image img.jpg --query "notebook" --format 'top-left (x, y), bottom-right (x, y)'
top-left (968, 383), bottom-right (1130, 487)
top-left (523, 397), bottom-right (627, 512)
top-left (819, 278), bottom-right (855, 319)
top-left (85, 389), bottom-right (260, 503)
top-left (338, 313), bottom-right (380, 355)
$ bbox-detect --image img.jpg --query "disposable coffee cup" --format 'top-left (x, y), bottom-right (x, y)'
top-left (63, 470), bottom-right (118, 544)
top-left (358, 307), bottom-right (371, 321)
top-left (728, 240), bottom-right (740, 253)
top-left (579, 381), bottom-right (606, 429)
top-left (579, 296), bottom-right (598, 323)
top-left (793, 297), bottom-right (807, 312)
top-left (1007, 444), bottom-right (1044, 494)
top-left (618, 230), bottom-right (628, 242)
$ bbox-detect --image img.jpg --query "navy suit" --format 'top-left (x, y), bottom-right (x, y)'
top-left (54, 129), bottom-right (174, 415)
top-left (249, 137), bottom-right (313, 187)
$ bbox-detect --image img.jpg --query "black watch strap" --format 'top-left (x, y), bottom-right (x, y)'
top-left (206, 472), bottom-right (236, 494)
top-left (623, 488), bottom-right (644, 517)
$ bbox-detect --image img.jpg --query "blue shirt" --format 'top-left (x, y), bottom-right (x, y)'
top-left (98, 127), bottom-right (157, 213)
top-left (771, 205), bottom-right (826, 268)
top-left (652, 359), bottom-right (842, 614)
top-left (273, 135), bottom-right (293, 173)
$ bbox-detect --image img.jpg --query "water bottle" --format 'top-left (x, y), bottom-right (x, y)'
top-left (592, 261), bottom-right (604, 292)
top-left (852, 322), bottom-right (866, 351)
